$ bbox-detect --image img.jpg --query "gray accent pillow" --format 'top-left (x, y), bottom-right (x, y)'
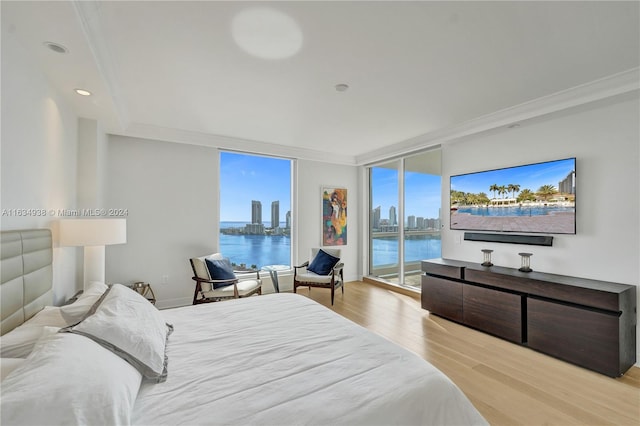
top-left (62, 284), bottom-right (173, 382)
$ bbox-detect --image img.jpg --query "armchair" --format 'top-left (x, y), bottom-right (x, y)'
top-left (293, 248), bottom-right (344, 305)
top-left (190, 253), bottom-right (261, 304)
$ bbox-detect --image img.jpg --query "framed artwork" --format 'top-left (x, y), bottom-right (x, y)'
top-left (322, 187), bottom-right (347, 246)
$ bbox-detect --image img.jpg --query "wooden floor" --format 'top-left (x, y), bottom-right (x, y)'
top-left (295, 281), bottom-right (640, 426)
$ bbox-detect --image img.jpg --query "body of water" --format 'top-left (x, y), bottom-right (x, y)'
top-left (456, 205), bottom-right (574, 217)
top-left (221, 221), bottom-right (286, 229)
top-left (219, 225), bottom-right (441, 268)
top-left (372, 235), bottom-right (441, 266)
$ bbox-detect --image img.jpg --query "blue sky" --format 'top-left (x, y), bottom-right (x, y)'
top-left (220, 152), bottom-right (444, 222)
top-left (220, 152), bottom-right (291, 222)
top-left (372, 167), bottom-right (441, 220)
top-left (450, 158), bottom-right (575, 196)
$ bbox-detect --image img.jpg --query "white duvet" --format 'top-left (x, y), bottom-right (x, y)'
top-left (132, 293), bottom-right (487, 426)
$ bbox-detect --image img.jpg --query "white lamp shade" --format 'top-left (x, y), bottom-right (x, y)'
top-left (59, 218), bottom-right (127, 247)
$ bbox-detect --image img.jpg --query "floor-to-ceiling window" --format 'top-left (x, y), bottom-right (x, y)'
top-left (219, 151), bottom-right (292, 269)
top-left (369, 149), bottom-right (441, 289)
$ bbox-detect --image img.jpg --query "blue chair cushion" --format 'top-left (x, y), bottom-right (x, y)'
top-left (205, 258), bottom-right (236, 288)
top-left (307, 250), bottom-right (340, 275)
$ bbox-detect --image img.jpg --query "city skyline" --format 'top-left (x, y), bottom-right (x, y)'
top-left (371, 205), bottom-right (441, 231)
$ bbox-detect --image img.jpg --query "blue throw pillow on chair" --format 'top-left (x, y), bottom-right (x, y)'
top-left (307, 250), bottom-right (340, 275)
top-left (205, 258), bottom-right (236, 289)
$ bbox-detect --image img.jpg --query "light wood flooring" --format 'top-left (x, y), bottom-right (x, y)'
top-left (295, 280), bottom-right (640, 426)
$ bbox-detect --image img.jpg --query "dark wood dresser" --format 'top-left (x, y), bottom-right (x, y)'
top-left (421, 258), bottom-right (637, 377)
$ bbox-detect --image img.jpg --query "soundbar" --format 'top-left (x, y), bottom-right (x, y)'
top-left (463, 232), bottom-right (553, 246)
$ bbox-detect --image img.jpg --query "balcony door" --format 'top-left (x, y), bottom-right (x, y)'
top-left (369, 149), bottom-right (441, 289)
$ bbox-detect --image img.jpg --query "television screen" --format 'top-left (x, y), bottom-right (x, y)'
top-left (450, 158), bottom-right (576, 234)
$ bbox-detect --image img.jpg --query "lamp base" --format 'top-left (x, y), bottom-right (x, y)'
top-left (83, 245), bottom-right (106, 290)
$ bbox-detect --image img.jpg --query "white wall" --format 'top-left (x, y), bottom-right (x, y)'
top-left (77, 118), bottom-right (107, 209)
top-left (1, 29), bottom-right (78, 304)
top-left (441, 93), bottom-right (639, 362)
top-left (105, 135), bottom-right (219, 308)
top-left (296, 159), bottom-right (360, 283)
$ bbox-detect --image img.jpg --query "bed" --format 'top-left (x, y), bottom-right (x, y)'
top-left (1, 229), bottom-right (487, 425)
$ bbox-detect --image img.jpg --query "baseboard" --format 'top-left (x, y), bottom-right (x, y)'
top-left (362, 277), bottom-right (420, 300)
top-left (464, 232), bottom-right (554, 246)
top-left (155, 297), bottom-right (192, 310)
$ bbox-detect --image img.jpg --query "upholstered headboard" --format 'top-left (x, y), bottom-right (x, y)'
top-left (1, 229), bottom-right (53, 335)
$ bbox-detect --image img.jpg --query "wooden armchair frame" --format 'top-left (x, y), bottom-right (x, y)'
top-left (293, 261), bottom-right (344, 305)
top-left (190, 258), bottom-right (261, 304)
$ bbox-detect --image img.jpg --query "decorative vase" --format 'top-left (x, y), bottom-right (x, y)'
top-left (481, 249), bottom-right (493, 267)
top-left (518, 253), bottom-right (533, 272)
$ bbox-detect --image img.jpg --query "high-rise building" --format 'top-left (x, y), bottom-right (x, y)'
top-left (251, 200), bottom-right (262, 224)
top-left (245, 223), bottom-right (265, 235)
top-left (559, 170), bottom-right (576, 195)
top-left (286, 211), bottom-right (291, 229)
top-left (372, 206), bottom-right (381, 230)
top-left (271, 201), bottom-right (279, 229)
top-left (389, 206), bottom-right (397, 226)
top-left (407, 215), bottom-right (416, 229)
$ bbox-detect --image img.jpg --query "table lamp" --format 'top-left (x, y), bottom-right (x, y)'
top-left (59, 218), bottom-right (127, 289)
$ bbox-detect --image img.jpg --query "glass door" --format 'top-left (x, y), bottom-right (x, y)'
top-left (368, 149), bottom-right (441, 289)
top-left (402, 150), bottom-right (442, 289)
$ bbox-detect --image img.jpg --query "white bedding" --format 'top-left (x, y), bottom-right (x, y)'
top-left (133, 293), bottom-right (487, 426)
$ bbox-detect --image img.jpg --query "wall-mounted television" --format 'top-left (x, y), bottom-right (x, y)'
top-left (450, 158), bottom-right (576, 234)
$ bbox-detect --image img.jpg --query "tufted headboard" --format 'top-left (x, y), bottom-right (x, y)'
top-left (1, 229), bottom-right (53, 335)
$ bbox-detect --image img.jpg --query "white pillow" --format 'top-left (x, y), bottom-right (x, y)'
top-left (0, 306), bottom-right (68, 358)
top-left (66, 284), bottom-right (173, 382)
top-left (0, 328), bottom-right (142, 426)
top-left (60, 281), bottom-right (109, 324)
top-left (0, 359), bottom-right (24, 381)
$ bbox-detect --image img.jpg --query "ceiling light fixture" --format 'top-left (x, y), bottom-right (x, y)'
top-left (231, 7), bottom-right (303, 60)
top-left (74, 89), bottom-right (92, 96)
top-left (335, 84), bottom-right (349, 92)
top-left (43, 41), bottom-right (68, 54)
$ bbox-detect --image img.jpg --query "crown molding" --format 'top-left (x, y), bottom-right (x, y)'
top-left (115, 67), bottom-right (638, 168)
top-left (356, 68), bottom-right (640, 166)
top-left (72, 0), bottom-right (129, 130)
top-left (112, 123), bottom-right (358, 166)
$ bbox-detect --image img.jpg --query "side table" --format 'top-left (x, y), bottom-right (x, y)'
top-left (261, 265), bottom-right (289, 293)
top-left (131, 282), bottom-right (156, 305)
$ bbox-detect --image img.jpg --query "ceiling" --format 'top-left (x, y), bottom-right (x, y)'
top-left (2, 1), bottom-right (639, 164)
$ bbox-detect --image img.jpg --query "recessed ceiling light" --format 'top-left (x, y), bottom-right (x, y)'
top-left (43, 41), bottom-right (68, 54)
top-left (335, 84), bottom-right (349, 92)
top-left (74, 89), bottom-right (92, 96)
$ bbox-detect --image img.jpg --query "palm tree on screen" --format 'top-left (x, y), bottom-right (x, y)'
top-left (489, 184), bottom-right (499, 200)
top-left (508, 184), bottom-right (521, 199)
top-left (537, 185), bottom-right (557, 201)
top-left (517, 189), bottom-right (536, 202)
top-left (498, 185), bottom-right (507, 199)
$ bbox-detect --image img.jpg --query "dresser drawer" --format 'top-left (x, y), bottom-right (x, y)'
top-left (527, 297), bottom-right (621, 376)
top-left (463, 285), bottom-right (523, 343)
top-left (421, 276), bottom-right (463, 322)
